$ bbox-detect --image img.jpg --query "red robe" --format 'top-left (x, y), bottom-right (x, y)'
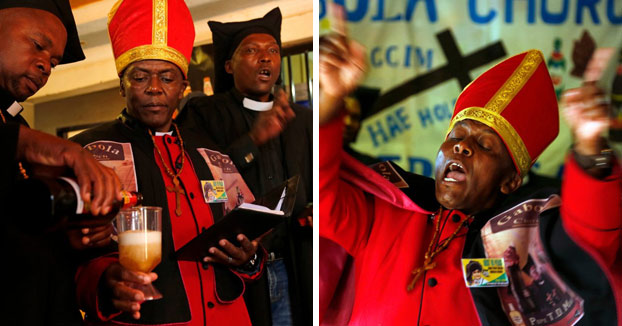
top-left (319, 117), bottom-right (622, 325)
top-left (74, 121), bottom-right (264, 325)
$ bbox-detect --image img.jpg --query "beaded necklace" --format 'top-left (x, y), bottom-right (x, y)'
top-left (148, 123), bottom-right (185, 216)
top-left (407, 207), bottom-right (472, 291)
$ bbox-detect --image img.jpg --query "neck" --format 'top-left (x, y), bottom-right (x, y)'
top-left (239, 90), bottom-right (271, 102)
top-left (0, 88), bottom-right (15, 110)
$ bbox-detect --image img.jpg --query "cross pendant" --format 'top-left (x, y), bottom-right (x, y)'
top-left (166, 176), bottom-right (185, 216)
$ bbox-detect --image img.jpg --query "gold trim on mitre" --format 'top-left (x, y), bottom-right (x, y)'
top-left (446, 107), bottom-right (531, 177)
top-left (446, 50), bottom-right (543, 177)
top-left (152, 0), bottom-right (167, 46)
top-left (115, 44), bottom-right (188, 76)
top-left (107, 0), bottom-right (124, 25)
top-left (484, 50), bottom-right (542, 114)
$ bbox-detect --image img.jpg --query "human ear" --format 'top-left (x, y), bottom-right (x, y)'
top-left (119, 79), bottom-right (126, 97)
top-left (225, 60), bottom-right (233, 74)
top-left (500, 172), bottom-right (522, 195)
top-left (179, 79), bottom-right (189, 100)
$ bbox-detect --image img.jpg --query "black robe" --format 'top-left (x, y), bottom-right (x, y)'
top-left (71, 110), bottom-right (261, 325)
top-left (177, 88), bottom-right (312, 326)
top-left (0, 95), bottom-right (83, 326)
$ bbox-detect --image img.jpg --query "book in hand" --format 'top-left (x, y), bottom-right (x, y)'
top-left (175, 176), bottom-right (300, 261)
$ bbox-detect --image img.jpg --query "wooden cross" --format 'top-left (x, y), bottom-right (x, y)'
top-left (166, 176), bottom-right (185, 216)
top-left (373, 29), bottom-right (507, 112)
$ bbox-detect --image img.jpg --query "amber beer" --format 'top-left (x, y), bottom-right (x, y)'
top-left (116, 206), bottom-right (163, 300)
top-left (119, 230), bottom-right (162, 273)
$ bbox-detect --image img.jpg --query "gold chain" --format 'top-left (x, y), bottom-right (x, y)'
top-left (407, 207), bottom-right (471, 291)
top-left (0, 109), bottom-right (29, 179)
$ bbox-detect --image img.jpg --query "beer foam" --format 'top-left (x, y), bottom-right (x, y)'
top-left (118, 230), bottom-right (161, 245)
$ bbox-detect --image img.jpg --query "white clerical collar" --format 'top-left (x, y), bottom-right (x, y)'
top-left (7, 101), bottom-right (23, 117)
top-left (243, 97), bottom-right (273, 111)
top-left (154, 131), bottom-right (173, 136)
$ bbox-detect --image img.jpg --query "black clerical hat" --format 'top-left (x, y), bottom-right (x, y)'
top-left (208, 7), bottom-right (282, 93)
top-left (0, 0), bottom-right (85, 64)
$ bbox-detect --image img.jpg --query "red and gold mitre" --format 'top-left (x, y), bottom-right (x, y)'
top-left (107, 0), bottom-right (195, 76)
top-left (447, 50), bottom-right (559, 177)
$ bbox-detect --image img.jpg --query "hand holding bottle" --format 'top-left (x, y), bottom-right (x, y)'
top-left (16, 125), bottom-right (122, 215)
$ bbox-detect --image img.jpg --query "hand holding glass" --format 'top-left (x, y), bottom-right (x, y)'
top-left (116, 206), bottom-right (163, 300)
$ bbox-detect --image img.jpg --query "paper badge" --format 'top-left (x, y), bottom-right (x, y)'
top-left (462, 258), bottom-right (509, 288)
top-left (201, 180), bottom-right (228, 203)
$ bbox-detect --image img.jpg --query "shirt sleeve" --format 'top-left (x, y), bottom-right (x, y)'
top-left (560, 154), bottom-right (622, 267)
top-left (75, 254), bottom-right (122, 321)
top-left (319, 116), bottom-right (375, 257)
top-left (0, 123), bottom-right (19, 196)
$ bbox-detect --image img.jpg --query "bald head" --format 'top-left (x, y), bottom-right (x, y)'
top-left (0, 7), bottom-right (67, 101)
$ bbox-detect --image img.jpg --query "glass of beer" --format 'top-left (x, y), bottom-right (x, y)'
top-left (116, 206), bottom-right (163, 300)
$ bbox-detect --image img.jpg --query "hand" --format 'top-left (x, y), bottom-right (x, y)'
top-left (562, 83), bottom-right (609, 155)
top-left (503, 246), bottom-right (520, 267)
top-left (16, 126), bottom-right (123, 215)
top-left (319, 5), bottom-right (367, 125)
top-left (248, 89), bottom-right (296, 146)
top-left (67, 224), bottom-right (114, 250)
top-left (203, 234), bottom-right (258, 267)
top-left (102, 263), bottom-right (158, 320)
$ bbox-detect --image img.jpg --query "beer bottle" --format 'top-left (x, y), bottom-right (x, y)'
top-left (507, 303), bottom-right (526, 326)
top-left (12, 176), bottom-right (142, 228)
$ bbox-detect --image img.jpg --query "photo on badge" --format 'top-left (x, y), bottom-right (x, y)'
top-left (461, 258), bottom-right (509, 288)
top-left (201, 180), bottom-right (228, 203)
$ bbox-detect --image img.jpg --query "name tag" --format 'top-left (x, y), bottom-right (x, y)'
top-left (201, 180), bottom-right (228, 203)
top-left (461, 258), bottom-right (508, 288)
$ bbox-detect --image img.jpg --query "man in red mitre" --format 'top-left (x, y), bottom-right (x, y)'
top-left (72, 0), bottom-right (265, 324)
top-left (319, 30), bottom-right (621, 326)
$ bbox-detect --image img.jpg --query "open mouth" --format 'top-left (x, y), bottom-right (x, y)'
top-left (258, 68), bottom-right (272, 80)
top-left (444, 161), bottom-right (466, 182)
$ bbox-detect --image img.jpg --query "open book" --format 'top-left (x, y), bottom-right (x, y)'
top-left (175, 176), bottom-right (299, 261)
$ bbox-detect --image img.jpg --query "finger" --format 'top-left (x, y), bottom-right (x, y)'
top-left (207, 246), bottom-right (232, 264)
top-left (99, 166), bottom-right (121, 215)
top-left (237, 234), bottom-right (255, 253)
top-left (86, 158), bottom-right (105, 215)
top-left (111, 298), bottom-right (141, 314)
top-left (120, 268), bottom-right (154, 285)
top-left (111, 282), bottom-right (146, 303)
top-left (218, 239), bottom-right (246, 260)
top-left (72, 159), bottom-right (94, 213)
top-left (85, 224), bottom-right (114, 241)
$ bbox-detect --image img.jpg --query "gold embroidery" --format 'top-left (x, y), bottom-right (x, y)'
top-left (446, 50), bottom-right (544, 177)
top-left (152, 0), bottom-right (167, 46)
top-left (107, 0), bottom-right (124, 25)
top-left (446, 107), bottom-right (531, 177)
top-left (485, 50), bottom-right (542, 114)
top-left (115, 44), bottom-right (188, 76)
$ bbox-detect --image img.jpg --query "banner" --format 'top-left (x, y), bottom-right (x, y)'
top-left (320, 0), bottom-right (622, 178)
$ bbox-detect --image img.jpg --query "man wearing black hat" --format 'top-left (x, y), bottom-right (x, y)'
top-left (0, 1), bottom-right (123, 324)
top-left (177, 7), bottom-right (312, 326)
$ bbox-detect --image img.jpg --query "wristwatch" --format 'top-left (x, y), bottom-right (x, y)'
top-left (573, 148), bottom-right (613, 169)
top-left (242, 253), bottom-right (258, 271)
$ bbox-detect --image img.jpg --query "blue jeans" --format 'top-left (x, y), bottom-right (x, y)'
top-left (267, 259), bottom-right (293, 326)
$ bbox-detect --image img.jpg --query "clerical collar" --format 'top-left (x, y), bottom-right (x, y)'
top-left (6, 101), bottom-right (23, 117)
top-left (155, 131), bottom-right (174, 136)
top-left (243, 97), bottom-right (273, 111)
